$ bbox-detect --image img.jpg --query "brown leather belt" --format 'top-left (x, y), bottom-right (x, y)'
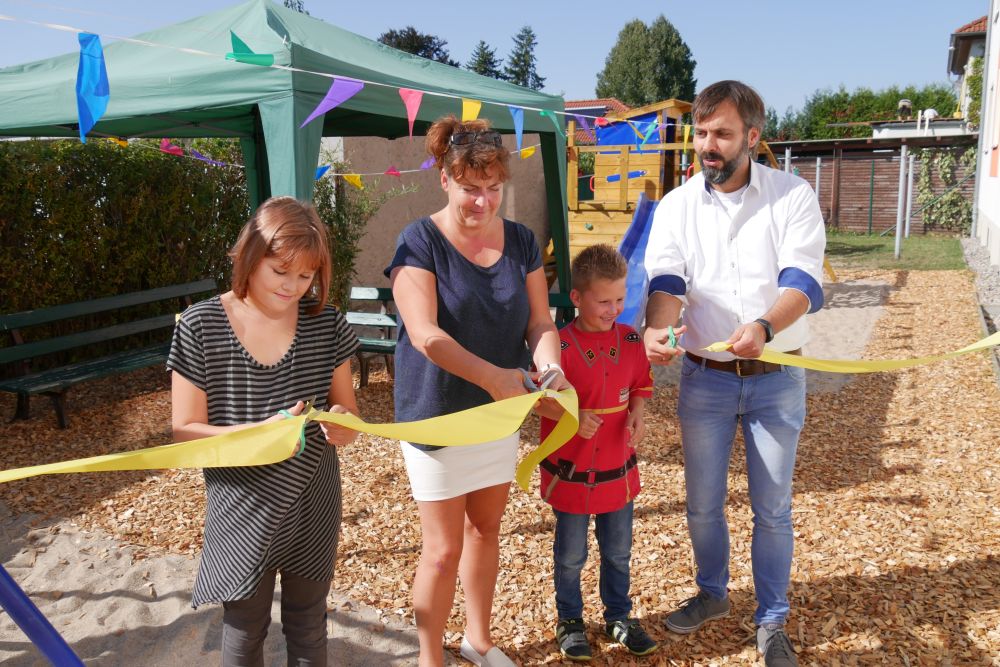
top-left (686, 349), bottom-right (801, 377)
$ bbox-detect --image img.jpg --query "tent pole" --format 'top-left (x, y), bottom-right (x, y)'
top-left (540, 131), bottom-right (570, 294)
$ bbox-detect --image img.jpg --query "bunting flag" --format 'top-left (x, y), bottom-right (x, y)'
top-left (641, 122), bottom-right (660, 145)
top-left (398, 88), bottom-right (423, 139)
top-left (191, 150), bottom-right (226, 167)
top-left (520, 146), bottom-right (536, 159)
top-left (301, 77), bottom-right (365, 128)
top-left (158, 138), bottom-right (183, 156)
top-left (683, 124), bottom-right (691, 152)
top-left (461, 98), bottom-right (482, 122)
top-left (108, 138), bottom-right (128, 148)
top-left (594, 117), bottom-right (610, 127)
top-left (538, 109), bottom-right (565, 138)
top-left (343, 174), bottom-right (364, 190)
top-left (572, 113), bottom-right (591, 131)
top-left (225, 31), bottom-right (274, 67)
top-left (419, 156), bottom-right (435, 170)
top-left (384, 166), bottom-right (401, 177)
top-left (508, 105), bottom-right (524, 151)
top-left (75, 32), bottom-right (109, 144)
top-left (315, 164), bottom-right (331, 180)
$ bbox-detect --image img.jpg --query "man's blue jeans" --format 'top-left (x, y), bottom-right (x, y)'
top-left (677, 354), bottom-right (806, 626)
top-left (553, 502), bottom-right (633, 622)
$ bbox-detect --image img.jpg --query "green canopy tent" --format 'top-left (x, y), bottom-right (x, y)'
top-left (0, 0), bottom-right (570, 289)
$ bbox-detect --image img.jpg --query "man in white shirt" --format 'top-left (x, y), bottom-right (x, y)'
top-left (643, 80), bottom-right (825, 667)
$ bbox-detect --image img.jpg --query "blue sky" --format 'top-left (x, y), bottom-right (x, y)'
top-left (0, 0), bottom-right (990, 114)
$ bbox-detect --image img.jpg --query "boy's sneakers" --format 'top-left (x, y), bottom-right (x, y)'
top-left (664, 590), bottom-right (731, 634)
top-left (605, 618), bottom-right (659, 657)
top-left (555, 618), bottom-right (592, 662)
top-left (757, 626), bottom-right (799, 666)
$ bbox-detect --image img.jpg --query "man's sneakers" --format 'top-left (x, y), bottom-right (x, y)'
top-left (605, 618), bottom-right (659, 656)
top-left (664, 590), bottom-right (731, 634)
top-left (757, 625), bottom-right (799, 666)
top-left (556, 618), bottom-right (592, 662)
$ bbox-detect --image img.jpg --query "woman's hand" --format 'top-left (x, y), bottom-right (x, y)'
top-left (264, 400), bottom-right (305, 424)
top-left (484, 368), bottom-right (530, 401)
top-left (321, 404), bottom-right (358, 447)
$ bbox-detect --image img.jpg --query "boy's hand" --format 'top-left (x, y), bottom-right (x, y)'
top-left (576, 410), bottom-right (603, 439)
top-left (626, 411), bottom-right (646, 448)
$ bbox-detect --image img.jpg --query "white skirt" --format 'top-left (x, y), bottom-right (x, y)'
top-left (400, 431), bottom-right (520, 501)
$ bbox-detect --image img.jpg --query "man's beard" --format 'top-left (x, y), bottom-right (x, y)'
top-left (698, 135), bottom-right (751, 186)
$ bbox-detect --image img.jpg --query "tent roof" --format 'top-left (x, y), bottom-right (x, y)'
top-left (0, 0), bottom-right (564, 139)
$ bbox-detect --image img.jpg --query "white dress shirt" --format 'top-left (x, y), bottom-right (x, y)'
top-left (644, 160), bottom-right (826, 360)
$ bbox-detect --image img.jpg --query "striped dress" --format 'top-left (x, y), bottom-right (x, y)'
top-left (166, 296), bottom-right (359, 607)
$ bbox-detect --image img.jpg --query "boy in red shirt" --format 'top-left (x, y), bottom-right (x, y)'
top-left (538, 244), bottom-right (660, 661)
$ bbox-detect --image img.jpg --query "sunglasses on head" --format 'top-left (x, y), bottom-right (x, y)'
top-left (449, 130), bottom-right (503, 147)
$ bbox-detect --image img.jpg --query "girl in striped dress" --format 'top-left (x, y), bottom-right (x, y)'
top-left (168, 196), bottom-right (360, 667)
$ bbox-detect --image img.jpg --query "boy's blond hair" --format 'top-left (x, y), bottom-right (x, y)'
top-left (571, 244), bottom-right (627, 292)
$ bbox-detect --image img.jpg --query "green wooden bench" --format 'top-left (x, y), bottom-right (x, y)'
top-left (347, 286), bottom-right (397, 388)
top-left (0, 279), bottom-right (217, 428)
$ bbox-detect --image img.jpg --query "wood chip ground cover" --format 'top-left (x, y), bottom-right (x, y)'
top-left (0, 269), bottom-right (997, 665)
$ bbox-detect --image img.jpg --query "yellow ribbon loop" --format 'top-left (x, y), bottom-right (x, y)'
top-left (0, 390), bottom-right (579, 491)
top-left (703, 330), bottom-right (1000, 374)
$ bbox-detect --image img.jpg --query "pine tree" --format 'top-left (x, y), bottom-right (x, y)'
top-left (378, 27), bottom-right (459, 67)
top-left (596, 16), bottom-right (696, 106)
top-left (466, 40), bottom-right (505, 80)
top-left (504, 26), bottom-right (545, 90)
top-left (282, 0), bottom-right (309, 14)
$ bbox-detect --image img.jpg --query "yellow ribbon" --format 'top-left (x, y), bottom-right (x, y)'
top-left (703, 330), bottom-right (1000, 373)
top-left (0, 390), bottom-right (578, 492)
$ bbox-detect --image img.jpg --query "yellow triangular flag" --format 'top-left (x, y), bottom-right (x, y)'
top-left (683, 124), bottom-right (691, 152)
top-left (108, 138), bottom-right (128, 148)
top-left (343, 174), bottom-right (364, 190)
top-left (462, 98), bottom-right (482, 121)
top-left (520, 146), bottom-right (536, 159)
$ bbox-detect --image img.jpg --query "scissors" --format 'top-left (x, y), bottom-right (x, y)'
top-left (519, 368), bottom-right (559, 392)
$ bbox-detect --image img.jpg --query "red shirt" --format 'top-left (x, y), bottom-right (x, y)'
top-left (539, 321), bottom-right (653, 514)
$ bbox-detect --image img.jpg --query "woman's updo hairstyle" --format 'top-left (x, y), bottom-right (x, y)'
top-left (425, 115), bottom-right (510, 182)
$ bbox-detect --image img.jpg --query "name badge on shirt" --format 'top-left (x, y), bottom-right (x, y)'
top-left (619, 387), bottom-right (629, 403)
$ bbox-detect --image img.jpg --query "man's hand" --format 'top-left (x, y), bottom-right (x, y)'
top-left (726, 321), bottom-right (767, 358)
top-left (643, 324), bottom-right (686, 366)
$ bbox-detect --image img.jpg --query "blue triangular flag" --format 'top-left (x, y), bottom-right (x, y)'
top-left (316, 164), bottom-right (331, 180)
top-left (75, 32), bottom-right (109, 143)
top-left (508, 106), bottom-right (524, 151)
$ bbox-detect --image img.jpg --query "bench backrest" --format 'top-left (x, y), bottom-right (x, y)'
top-left (0, 279), bottom-right (217, 331)
top-left (0, 279), bottom-right (217, 365)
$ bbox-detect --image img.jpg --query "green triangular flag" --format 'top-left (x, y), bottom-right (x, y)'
top-left (226, 31), bottom-right (274, 67)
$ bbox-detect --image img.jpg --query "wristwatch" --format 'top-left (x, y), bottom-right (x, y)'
top-left (753, 318), bottom-right (774, 343)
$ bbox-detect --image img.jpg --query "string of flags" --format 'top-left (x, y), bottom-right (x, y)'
top-left (25, 12), bottom-right (700, 191)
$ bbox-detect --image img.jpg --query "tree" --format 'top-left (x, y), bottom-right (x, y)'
top-left (504, 26), bottom-right (545, 90)
top-left (282, 0), bottom-right (308, 14)
top-left (596, 16), bottom-right (696, 107)
top-left (467, 40), bottom-right (505, 81)
top-left (377, 27), bottom-right (459, 67)
top-left (773, 84), bottom-right (958, 140)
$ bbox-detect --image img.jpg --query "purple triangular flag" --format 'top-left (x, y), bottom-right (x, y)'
top-left (301, 77), bottom-right (364, 128)
top-left (420, 156), bottom-right (435, 170)
top-left (573, 114), bottom-right (591, 131)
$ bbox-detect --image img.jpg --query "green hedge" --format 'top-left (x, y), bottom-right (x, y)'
top-left (0, 138), bottom-right (249, 312)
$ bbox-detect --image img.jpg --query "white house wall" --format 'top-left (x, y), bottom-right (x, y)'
top-left (977, 0), bottom-right (1000, 266)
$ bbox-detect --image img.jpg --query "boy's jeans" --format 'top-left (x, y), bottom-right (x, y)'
top-left (553, 501), bottom-right (634, 622)
top-left (677, 354), bottom-right (806, 626)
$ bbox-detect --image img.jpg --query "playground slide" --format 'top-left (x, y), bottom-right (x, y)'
top-left (617, 194), bottom-right (659, 329)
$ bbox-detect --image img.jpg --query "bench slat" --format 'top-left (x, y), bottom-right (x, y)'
top-left (349, 286), bottom-right (393, 303)
top-left (0, 279), bottom-right (216, 331)
top-left (346, 312), bottom-right (397, 328)
top-left (0, 314), bottom-right (177, 365)
top-left (0, 343), bottom-right (171, 395)
top-left (357, 338), bottom-right (396, 354)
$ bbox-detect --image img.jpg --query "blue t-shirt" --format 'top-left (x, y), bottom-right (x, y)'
top-left (384, 216), bottom-right (542, 449)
